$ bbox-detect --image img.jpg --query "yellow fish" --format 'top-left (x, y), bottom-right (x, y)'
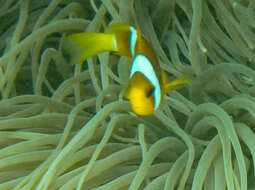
top-left (64, 23), bottom-right (191, 116)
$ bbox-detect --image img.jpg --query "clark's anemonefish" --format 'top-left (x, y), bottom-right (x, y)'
top-left (63, 23), bottom-right (191, 116)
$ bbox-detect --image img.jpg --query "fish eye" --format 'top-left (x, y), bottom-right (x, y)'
top-left (146, 87), bottom-right (155, 98)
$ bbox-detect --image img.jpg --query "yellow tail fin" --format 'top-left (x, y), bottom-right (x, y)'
top-left (63, 32), bottom-right (117, 64)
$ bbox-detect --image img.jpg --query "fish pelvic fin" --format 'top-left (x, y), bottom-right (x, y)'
top-left (63, 32), bottom-right (118, 64)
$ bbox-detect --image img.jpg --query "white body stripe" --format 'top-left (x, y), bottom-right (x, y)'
top-left (130, 54), bottom-right (161, 109)
top-left (113, 36), bottom-right (118, 50)
top-left (130, 26), bottom-right (137, 56)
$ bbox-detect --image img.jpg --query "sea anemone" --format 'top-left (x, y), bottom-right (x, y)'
top-left (0, 0), bottom-right (255, 189)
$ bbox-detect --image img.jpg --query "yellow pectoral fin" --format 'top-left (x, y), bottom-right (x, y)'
top-left (63, 32), bottom-right (118, 64)
top-left (164, 75), bottom-right (194, 93)
top-left (124, 85), bottom-right (131, 100)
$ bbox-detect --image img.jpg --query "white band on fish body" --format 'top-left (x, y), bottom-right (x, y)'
top-left (130, 54), bottom-right (161, 110)
top-left (129, 26), bottom-right (137, 56)
top-left (113, 36), bottom-right (118, 50)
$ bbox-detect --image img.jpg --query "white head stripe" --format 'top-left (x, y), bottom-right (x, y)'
top-left (130, 54), bottom-right (161, 109)
top-left (130, 26), bottom-right (137, 56)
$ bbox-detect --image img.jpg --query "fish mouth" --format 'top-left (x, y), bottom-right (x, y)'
top-left (132, 105), bottom-right (153, 116)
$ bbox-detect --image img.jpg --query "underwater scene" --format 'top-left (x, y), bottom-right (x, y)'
top-left (0, 0), bottom-right (255, 189)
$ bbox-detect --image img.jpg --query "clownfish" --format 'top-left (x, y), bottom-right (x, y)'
top-left (63, 23), bottom-right (191, 116)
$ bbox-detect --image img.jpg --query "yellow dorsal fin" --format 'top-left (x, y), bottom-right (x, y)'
top-left (106, 23), bottom-right (131, 33)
